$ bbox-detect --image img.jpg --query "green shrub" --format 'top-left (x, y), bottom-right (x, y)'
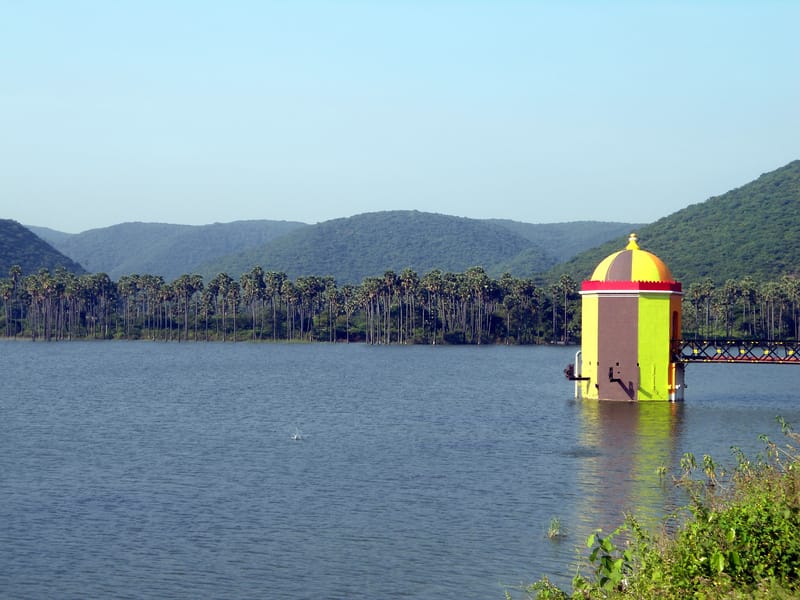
top-left (513, 418), bottom-right (800, 599)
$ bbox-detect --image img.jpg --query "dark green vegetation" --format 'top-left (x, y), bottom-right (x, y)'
top-left (5, 159), bottom-right (800, 343)
top-left (0, 265), bottom-right (564, 343)
top-left (553, 160), bottom-right (800, 284)
top-left (206, 212), bottom-right (639, 283)
top-left (513, 419), bottom-right (800, 599)
top-left (3, 261), bottom-right (800, 344)
top-left (17, 161), bottom-right (800, 288)
top-left (0, 219), bottom-right (85, 276)
top-left (487, 220), bottom-right (646, 264)
top-left (30, 220), bottom-right (306, 281)
top-left (27, 212), bottom-right (637, 284)
top-left (206, 211), bottom-right (536, 283)
top-left (23, 211), bottom-right (636, 283)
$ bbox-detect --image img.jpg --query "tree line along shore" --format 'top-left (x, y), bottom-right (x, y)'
top-left (2, 265), bottom-right (800, 344)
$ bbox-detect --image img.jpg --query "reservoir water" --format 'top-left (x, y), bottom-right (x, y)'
top-left (2, 341), bottom-right (800, 599)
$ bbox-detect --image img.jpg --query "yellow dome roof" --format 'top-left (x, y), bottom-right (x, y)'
top-left (590, 233), bottom-right (673, 282)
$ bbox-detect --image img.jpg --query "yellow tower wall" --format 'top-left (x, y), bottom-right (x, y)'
top-left (636, 293), bottom-right (673, 401)
top-left (581, 294), bottom-right (600, 399)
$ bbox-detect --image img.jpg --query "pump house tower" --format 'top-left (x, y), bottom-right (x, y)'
top-left (575, 234), bottom-right (684, 401)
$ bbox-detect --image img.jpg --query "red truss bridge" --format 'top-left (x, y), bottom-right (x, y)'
top-left (675, 339), bottom-right (800, 364)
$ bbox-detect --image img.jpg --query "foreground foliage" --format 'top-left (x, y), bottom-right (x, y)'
top-left (511, 418), bottom-right (800, 599)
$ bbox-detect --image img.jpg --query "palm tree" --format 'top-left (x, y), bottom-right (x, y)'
top-left (240, 266), bottom-right (266, 341)
top-left (497, 273), bottom-right (516, 344)
top-left (760, 280), bottom-right (785, 341)
top-left (558, 274), bottom-right (577, 344)
top-left (6, 265), bottom-right (22, 337)
top-left (264, 271), bottom-right (287, 340)
top-left (340, 283), bottom-right (357, 343)
top-left (208, 273), bottom-right (235, 341)
top-left (1, 279), bottom-right (12, 337)
top-left (718, 279), bottom-right (739, 338)
top-left (201, 277), bottom-right (219, 340)
top-left (281, 279), bottom-right (301, 341)
top-left (781, 275), bottom-right (800, 339)
top-left (24, 269), bottom-right (55, 340)
top-left (441, 272), bottom-right (463, 342)
top-left (355, 277), bottom-right (377, 344)
top-left (398, 268), bottom-right (419, 344)
top-left (514, 278), bottom-right (540, 344)
top-left (156, 279), bottom-right (175, 340)
top-left (295, 276), bottom-right (323, 341)
top-left (420, 269), bottom-right (443, 344)
top-left (322, 277), bottom-right (340, 342)
top-left (139, 274), bottom-right (165, 339)
top-left (738, 276), bottom-right (757, 338)
top-left (190, 274), bottom-right (204, 340)
top-left (686, 278), bottom-right (715, 339)
top-left (56, 268), bottom-right (79, 340)
top-left (547, 281), bottom-right (560, 343)
top-left (172, 274), bottom-right (203, 341)
top-left (381, 270), bottom-right (399, 344)
top-left (226, 279), bottom-right (241, 341)
top-left (117, 275), bottom-right (140, 339)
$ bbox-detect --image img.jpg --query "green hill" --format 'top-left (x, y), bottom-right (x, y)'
top-left (27, 213), bottom-right (641, 284)
top-left (551, 159), bottom-right (800, 284)
top-left (199, 211), bottom-right (638, 284)
top-left (0, 219), bottom-right (85, 276)
top-left (199, 211), bottom-right (545, 283)
top-left (32, 220), bottom-right (307, 281)
top-left (489, 220), bottom-right (642, 263)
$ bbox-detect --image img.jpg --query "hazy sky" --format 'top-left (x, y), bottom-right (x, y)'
top-left (2, 1), bottom-right (798, 233)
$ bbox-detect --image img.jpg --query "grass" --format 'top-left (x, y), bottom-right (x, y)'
top-left (546, 517), bottom-right (563, 540)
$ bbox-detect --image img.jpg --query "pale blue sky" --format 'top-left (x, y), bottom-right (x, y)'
top-left (2, 1), bottom-right (798, 233)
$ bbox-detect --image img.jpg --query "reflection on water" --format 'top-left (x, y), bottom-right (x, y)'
top-left (575, 401), bottom-right (685, 536)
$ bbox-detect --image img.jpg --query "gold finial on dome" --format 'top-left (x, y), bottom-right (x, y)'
top-left (626, 233), bottom-right (640, 250)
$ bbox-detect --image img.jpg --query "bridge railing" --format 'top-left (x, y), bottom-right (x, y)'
top-left (675, 339), bottom-right (800, 364)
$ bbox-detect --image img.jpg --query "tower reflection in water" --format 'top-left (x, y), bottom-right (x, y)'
top-left (573, 400), bottom-right (685, 539)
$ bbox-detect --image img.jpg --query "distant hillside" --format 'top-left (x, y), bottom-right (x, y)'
top-left (0, 219), bottom-right (85, 275)
top-left (489, 220), bottom-right (642, 263)
top-left (551, 160), bottom-right (800, 284)
top-left (26, 226), bottom-right (73, 247)
top-left (32, 220), bottom-right (307, 281)
top-left (199, 211), bottom-right (540, 283)
top-left (26, 213), bottom-right (641, 284)
top-left (201, 211), bottom-right (640, 284)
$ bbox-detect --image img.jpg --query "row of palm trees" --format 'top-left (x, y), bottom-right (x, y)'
top-left (3, 266), bottom-right (799, 343)
top-left (1, 265), bottom-right (574, 344)
top-left (684, 275), bottom-right (800, 341)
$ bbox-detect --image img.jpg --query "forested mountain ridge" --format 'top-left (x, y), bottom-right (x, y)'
top-left (0, 219), bottom-right (85, 275)
top-left (198, 211), bottom-right (639, 283)
top-left (25, 213), bottom-right (638, 284)
top-left (5, 160), bottom-right (800, 345)
top-left (201, 211), bottom-right (548, 283)
top-left (488, 220), bottom-right (642, 263)
top-left (11, 160), bottom-right (800, 286)
top-left (31, 220), bottom-right (307, 281)
top-left (551, 160), bottom-right (800, 284)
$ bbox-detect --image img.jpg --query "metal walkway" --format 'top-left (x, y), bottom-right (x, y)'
top-left (676, 339), bottom-right (800, 364)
